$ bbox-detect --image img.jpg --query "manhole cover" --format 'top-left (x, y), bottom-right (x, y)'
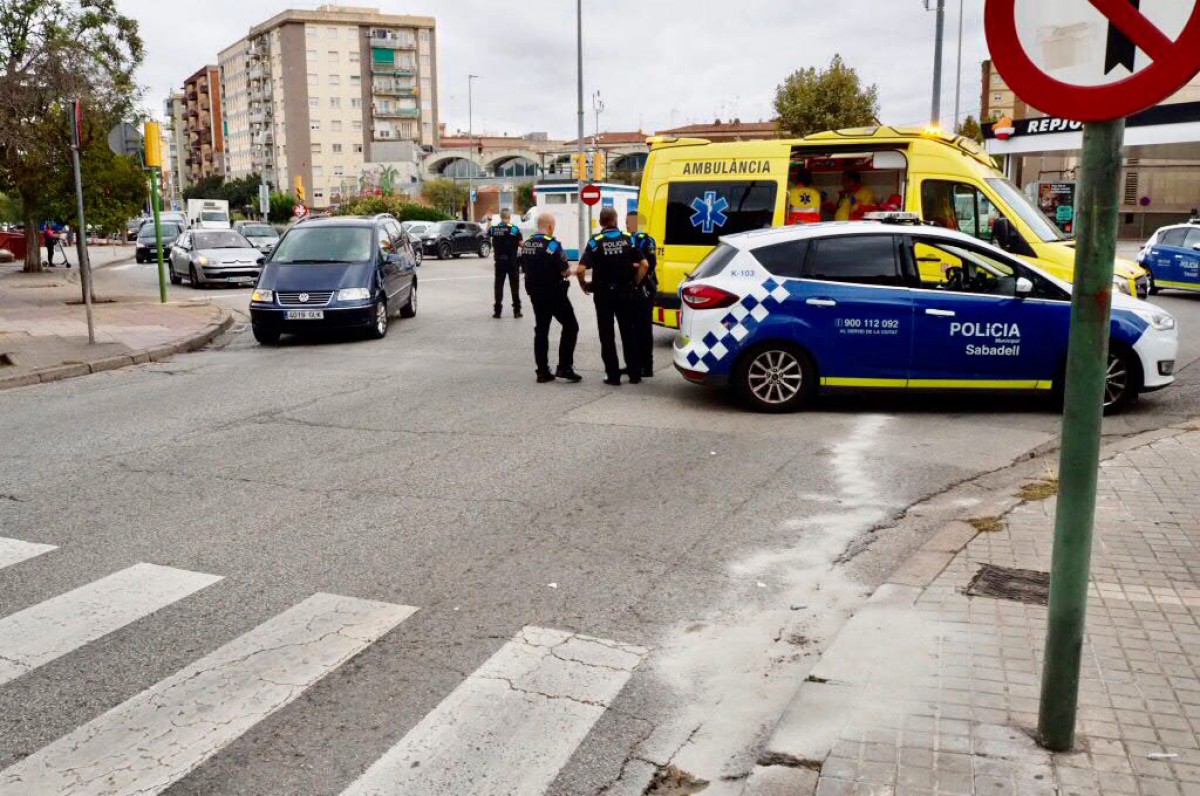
top-left (965, 564), bottom-right (1050, 605)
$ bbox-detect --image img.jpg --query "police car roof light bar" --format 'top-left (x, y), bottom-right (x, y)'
top-left (862, 211), bottom-right (931, 226)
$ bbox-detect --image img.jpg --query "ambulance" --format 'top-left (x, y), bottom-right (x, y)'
top-left (639, 126), bottom-right (1148, 328)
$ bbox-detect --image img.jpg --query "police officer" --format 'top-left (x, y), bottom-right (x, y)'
top-left (578, 206), bottom-right (650, 385)
top-left (518, 214), bottom-right (585, 383)
top-left (488, 208), bottom-right (523, 318)
top-left (626, 211), bottom-right (657, 378)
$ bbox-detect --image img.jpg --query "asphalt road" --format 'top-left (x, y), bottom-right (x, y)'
top-left (2, 253), bottom-right (1200, 795)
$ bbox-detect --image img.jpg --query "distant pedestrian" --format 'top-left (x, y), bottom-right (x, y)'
top-left (488, 208), bottom-right (524, 318)
top-left (626, 211), bottom-right (658, 378)
top-left (43, 224), bottom-right (59, 267)
top-left (518, 213), bottom-right (584, 383)
top-left (578, 206), bottom-right (650, 385)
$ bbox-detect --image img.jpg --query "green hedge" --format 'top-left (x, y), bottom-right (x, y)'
top-left (334, 196), bottom-right (451, 222)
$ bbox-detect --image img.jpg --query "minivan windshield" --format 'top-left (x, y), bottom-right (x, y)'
top-left (194, 231), bottom-right (252, 250)
top-left (139, 223), bottom-right (182, 241)
top-left (241, 224), bottom-right (277, 238)
top-left (270, 226), bottom-right (374, 264)
top-left (986, 178), bottom-right (1066, 243)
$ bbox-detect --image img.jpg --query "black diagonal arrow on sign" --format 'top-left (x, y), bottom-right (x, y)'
top-left (1104, 0), bottom-right (1140, 73)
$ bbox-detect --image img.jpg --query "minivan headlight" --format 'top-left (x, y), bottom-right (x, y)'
top-left (250, 289), bottom-right (273, 303)
top-left (337, 287), bottom-right (371, 302)
top-left (1133, 308), bottom-right (1176, 331)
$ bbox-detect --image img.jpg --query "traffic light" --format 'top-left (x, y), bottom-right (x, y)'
top-left (571, 153), bottom-right (588, 181)
top-left (143, 122), bottom-right (163, 169)
top-left (294, 174), bottom-right (307, 204)
top-left (593, 151), bottom-right (607, 181)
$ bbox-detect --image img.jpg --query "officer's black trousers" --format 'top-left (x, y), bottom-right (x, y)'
top-left (593, 289), bottom-right (640, 379)
top-left (529, 286), bottom-right (578, 373)
top-left (633, 290), bottom-right (655, 373)
top-left (494, 257), bottom-right (521, 312)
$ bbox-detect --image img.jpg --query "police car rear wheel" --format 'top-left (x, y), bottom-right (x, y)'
top-left (1148, 270), bottom-right (1160, 295)
top-left (737, 344), bottom-right (815, 413)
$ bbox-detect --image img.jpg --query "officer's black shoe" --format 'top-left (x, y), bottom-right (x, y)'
top-left (628, 376), bottom-right (642, 385)
top-left (513, 308), bottom-right (523, 318)
top-left (536, 370), bottom-right (556, 383)
top-left (641, 367), bottom-right (655, 378)
top-left (493, 308), bottom-right (502, 319)
top-left (603, 375), bottom-right (622, 386)
top-left (555, 368), bottom-right (583, 383)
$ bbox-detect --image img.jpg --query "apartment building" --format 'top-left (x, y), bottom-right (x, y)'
top-left (218, 5), bottom-right (437, 209)
top-left (164, 93), bottom-right (190, 197)
top-left (182, 66), bottom-right (225, 181)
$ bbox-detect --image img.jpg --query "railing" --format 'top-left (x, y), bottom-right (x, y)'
top-left (372, 81), bottom-right (416, 96)
top-left (369, 31), bottom-right (416, 49)
top-left (371, 63), bottom-right (416, 76)
top-left (374, 108), bottom-right (420, 119)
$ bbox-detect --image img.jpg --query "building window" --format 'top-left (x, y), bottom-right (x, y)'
top-left (331, 120), bottom-right (343, 132)
top-left (313, 166), bottom-right (324, 177)
top-left (307, 49), bottom-right (317, 60)
top-left (333, 166), bottom-right (345, 177)
top-left (330, 97), bottom-right (341, 109)
top-left (311, 143), bottom-right (322, 153)
top-left (315, 189), bottom-right (325, 200)
top-left (352, 120), bottom-right (363, 132)
top-left (353, 143), bottom-right (363, 154)
top-left (329, 74), bottom-right (340, 86)
top-left (328, 50), bottom-right (338, 61)
top-left (332, 143), bottom-right (343, 153)
top-left (306, 27), bottom-right (317, 38)
top-left (349, 51), bottom-right (360, 63)
top-left (351, 98), bottom-right (362, 109)
top-left (419, 29), bottom-right (430, 43)
top-left (310, 121), bottom-right (321, 131)
top-left (309, 97), bottom-right (319, 109)
top-left (307, 73), bottom-right (318, 86)
top-left (326, 27), bottom-right (337, 38)
top-left (350, 74), bottom-right (360, 86)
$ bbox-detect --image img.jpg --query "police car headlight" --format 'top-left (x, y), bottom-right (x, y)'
top-left (1112, 276), bottom-right (1132, 296)
top-left (337, 287), bottom-right (372, 302)
top-left (1132, 308), bottom-right (1176, 331)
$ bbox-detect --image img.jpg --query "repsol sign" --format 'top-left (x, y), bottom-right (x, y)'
top-left (680, 160), bottom-right (772, 176)
top-left (985, 116), bottom-right (1084, 140)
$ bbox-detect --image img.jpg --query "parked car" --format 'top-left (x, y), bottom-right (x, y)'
top-left (168, 229), bottom-right (264, 288)
top-left (400, 221), bottom-right (432, 265)
top-left (135, 222), bottom-right (184, 263)
top-left (1138, 219), bottom-right (1200, 294)
top-left (248, 215), bottom-right (419, 345)
top-left (126, 218), bottom-right (147, 242)
top-left (417, 220), bottom-right (490, 260)
top-left (234, 221), bottom-right (281, 255)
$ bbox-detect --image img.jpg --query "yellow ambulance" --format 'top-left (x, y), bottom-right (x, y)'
top-left (640, 126), bottom-right (1148, 328)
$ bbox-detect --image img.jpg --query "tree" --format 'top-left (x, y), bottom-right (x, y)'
top-left (0, 191), bottom-right (20, 225)
top-left (774, 55), bottom-right (880, 138)
top-left (422, 179), bottom-right (468, 217)
top-left (515, 182), bottom-right (534, 214)
top-left (221, 174), bottom-right (262, 216)
top-left (182, 175), bottom-right (225, 202)
top-left (41, 114), bottom-right (147, 235)
top-left (333, 195), bottom-right (449, 222)
top-left (0, 0), bottom-right (143, 271)
top-left (268, 191), bottom-right (297, 224)
top-left (957, 115), bottom-right (983, 143)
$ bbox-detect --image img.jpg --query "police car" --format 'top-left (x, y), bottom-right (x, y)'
top-left (1138, 220), bottom-right (1200, 294)
top-left (674, 217), bottom-right (1178, 413)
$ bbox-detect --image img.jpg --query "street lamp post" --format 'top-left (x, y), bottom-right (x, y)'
top-left (953, 0), bottom-right (964, 132)
top-left (468, 74), bottom-right (479, 222)
top-left (576, 0), bottom-right (585, 254)
top-left (927, 0), bottom-right (946, 127)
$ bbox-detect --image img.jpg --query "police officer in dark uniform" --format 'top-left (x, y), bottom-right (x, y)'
top-left (488, 208), bottom-right (523, 318)
top-left (578, 206), bottom-right (650, 385)
top-left (626, 211), bottom-right (658, 378)
top-left (518, 214), bottom-right (585, 383)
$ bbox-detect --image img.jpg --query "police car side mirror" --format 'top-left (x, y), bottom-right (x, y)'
top-left (1015, 276), bottom-right (1033, 298)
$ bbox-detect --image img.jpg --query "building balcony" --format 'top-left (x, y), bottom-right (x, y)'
top-left (372, 81), bottom-right (416, 97)
top-left (253, 130), bottom-right (273, 145)
top-left (369, 32), bottom-right (417, 49)
top-left (186, 89), bottom-right (198, 101)
top-left (374, 107), bottom-right (420, 119)
top-left (247, 66), bottom-right (266, 82)
top-left (371, 63), bottom-right (416, 76)
top-left (249, 110), bottom-right (269, 125)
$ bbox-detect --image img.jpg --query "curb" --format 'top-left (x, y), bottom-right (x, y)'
top-left (0, 310), bottom-right (234, 393)
top-left (749, 419), bottom-right (1200, 793)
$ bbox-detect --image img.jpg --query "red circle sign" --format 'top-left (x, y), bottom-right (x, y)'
top-left (985, 0), bottom-right (1200, 122)
top-left (581, 184), bottom-right (602, 207)
top-left (293, 205), bottom-right (308, 219)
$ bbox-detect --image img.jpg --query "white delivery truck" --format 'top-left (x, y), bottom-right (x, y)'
top-left (520, 182), bottom-right (640, 261)
top-left (186, 199), bottom-right (231, 230)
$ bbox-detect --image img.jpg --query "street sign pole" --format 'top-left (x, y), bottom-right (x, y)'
top-left (69, 101), bottom-right (95, 344)
top-left (1037, 118), bottom-right (1125, 752)
top-left (149, 168), bottom-right (168, 304)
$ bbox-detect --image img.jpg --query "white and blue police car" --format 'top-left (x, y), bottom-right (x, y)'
top-left (1138, 219), bottom-right (1200, 294)
top-left (674, 217), bottom-right (1178, 413)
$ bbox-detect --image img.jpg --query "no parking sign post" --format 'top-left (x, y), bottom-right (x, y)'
top-left (985, 0), bottom-right (1200, 752)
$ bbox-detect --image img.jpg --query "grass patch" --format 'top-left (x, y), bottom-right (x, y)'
top-left (1015, 478), bottom-right (1059, 501)
top-left (968, 516), bottom-right (1005, 534)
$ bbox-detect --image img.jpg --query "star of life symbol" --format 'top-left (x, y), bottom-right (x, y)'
top-left (690, 191), bottom-right (730, 234)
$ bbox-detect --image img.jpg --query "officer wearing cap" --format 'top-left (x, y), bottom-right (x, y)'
top-left (626, 210), bottom-right (658, 378)
top-left (518, 213), bottom-right (585, 383)
top-left (578, 206), bottom-right (649, 385)
top-left (489, 208), bottom-right (523, 318)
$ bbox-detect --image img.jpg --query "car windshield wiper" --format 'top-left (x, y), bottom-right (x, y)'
top-left (276, 258), bottom-right (346, 264)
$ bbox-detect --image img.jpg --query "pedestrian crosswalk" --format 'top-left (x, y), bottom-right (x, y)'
top-left (0, 537), bottom-right (647, 795)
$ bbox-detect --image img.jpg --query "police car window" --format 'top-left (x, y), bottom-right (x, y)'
top-left (1161, 228), bottom-right (1189, 247)
top-left (664, 181), bottom-right (776, 247)
top-left (690, 243), bottom-right (738, 280)
top-left (1184, 228), bottom-right (1200, 249)
top-left (752, 240), bottom-right (810, 279)
top-left (804, 235), bottom-right (900, 286)
top-left (911, 237), bottom-right (1018, 296)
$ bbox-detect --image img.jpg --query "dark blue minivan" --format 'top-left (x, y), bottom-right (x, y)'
top-left (249, 215), bottom-right (419, 345)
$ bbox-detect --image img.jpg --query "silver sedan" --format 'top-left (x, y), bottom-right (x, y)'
top-left (169, 230), bottom-right (266, 289)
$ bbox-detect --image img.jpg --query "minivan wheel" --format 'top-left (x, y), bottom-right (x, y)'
top-left (478, 241), bottom-right (491, 259)
top-left (438, 242), bottom-right (452, 260)
top-left (252, 324), bottom-right (280, 346)
top-left (368, 299), bottom-right (389, 339)
top-left (736, 343), bottom-right (816, 413)
top-left (400, 283), bottom-right (417, 318)
top-left (1103, 345), bottom-right (1141, 414)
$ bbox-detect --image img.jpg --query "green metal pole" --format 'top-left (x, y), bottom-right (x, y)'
top-left (1037, 117), bottom-right (1126, 752)
top-left (150, 168), bottom-right (167, 304)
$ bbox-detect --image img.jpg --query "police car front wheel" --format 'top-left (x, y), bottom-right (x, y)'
top-left (1103, 346), bottom-right (1141, 414)
top-left (736, 343), bottom-right (816, 413)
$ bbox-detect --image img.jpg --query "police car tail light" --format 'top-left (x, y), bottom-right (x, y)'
top-left (682, 284), bottom-right (739, 310)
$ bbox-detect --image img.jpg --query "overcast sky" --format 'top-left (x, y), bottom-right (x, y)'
top-left (125, 0), bottom-right (990, 138)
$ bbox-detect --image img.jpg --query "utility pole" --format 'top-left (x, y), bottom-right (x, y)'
top-left (953, 0), bottom-right (964, 132)
top-left (928, 0), bottom-right (946, 127)
top-left (576, 0), bottom-right (586, 257)
top-left (467, 74), bottom-right (479, 222)
top-left (69, 100), bottom-right (95, 344)
top-left (590, 90), bottom-right (604, 234)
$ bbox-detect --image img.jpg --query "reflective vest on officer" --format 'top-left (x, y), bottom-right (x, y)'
top-left (518, 233), bottom-right (570, 292)
top-left (488, 223), bottom-right (522, 259)
top-left (581, 228), bottom-right (642, 291)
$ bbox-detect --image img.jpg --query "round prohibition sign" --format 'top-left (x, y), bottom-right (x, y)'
top-left (985, 0), bottom-right (1200, 122)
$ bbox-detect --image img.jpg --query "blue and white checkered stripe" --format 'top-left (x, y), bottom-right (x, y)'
top-left (680, 278), bottom-right (795, 373)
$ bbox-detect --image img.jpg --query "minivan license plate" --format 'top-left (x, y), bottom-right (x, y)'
top-left (231, 276), bottom-right (256, 284)
top-left (285, 310), bottom-right (324, 320)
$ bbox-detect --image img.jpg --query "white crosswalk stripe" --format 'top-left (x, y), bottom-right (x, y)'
top-left (340, 626), bottom-right (648, 796)
top-left (0, 592), bottom-right (417, 796)
top-left (0, 563), bottom-right (221, 687)
top-left (0, 537), bottom-right (56, 570)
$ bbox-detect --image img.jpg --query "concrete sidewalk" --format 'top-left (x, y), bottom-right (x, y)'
top-left (0, 252), bottom-right (232, 389)
top-left (752, 425), bottom-right (1200, 796)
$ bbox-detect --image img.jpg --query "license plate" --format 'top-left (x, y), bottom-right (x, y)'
top-left (231, 276), bottom-right (256, 284)
top-left (285, 310), bottom-right (324, 320)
